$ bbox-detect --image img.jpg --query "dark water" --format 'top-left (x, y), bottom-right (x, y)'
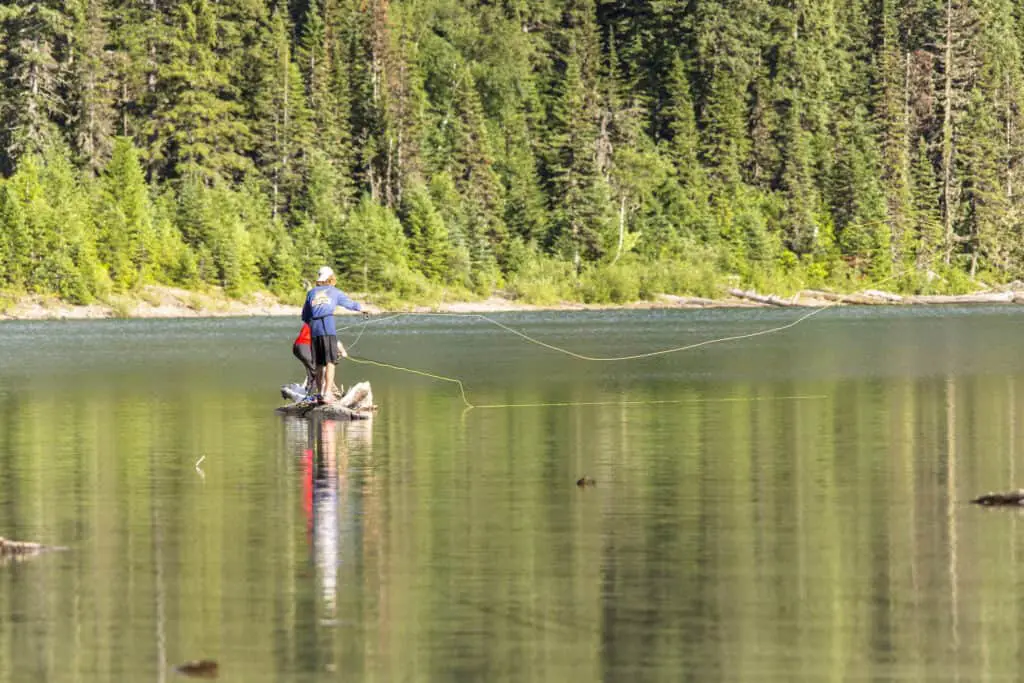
top-left (2, 306), bottom-right (1024, 682)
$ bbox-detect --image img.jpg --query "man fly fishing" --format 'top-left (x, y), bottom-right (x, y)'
top-left (301, 266), bottom-right (365, 404)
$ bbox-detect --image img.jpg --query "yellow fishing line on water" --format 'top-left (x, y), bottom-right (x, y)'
top-left (348, 354), bottom-right (827, 410)
top-left (339, 275), bottom-right (898, 410)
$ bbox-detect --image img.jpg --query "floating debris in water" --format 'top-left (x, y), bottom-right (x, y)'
top-left (0, 537), bottom-right (68, 563)
top-left (174, 660), bottom-right (218, 678)
top-left (971, 490), bottom-right (1024, 506)
top-left (576, 476), bottom-right (596, 488)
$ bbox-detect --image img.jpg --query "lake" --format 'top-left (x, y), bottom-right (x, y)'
top-left (2, 306), bottom-right (1024, 682)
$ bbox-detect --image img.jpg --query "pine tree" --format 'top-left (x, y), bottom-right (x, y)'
top-left (664, 54), bottom-right (704, 191)
top-left (39, 147), bottom-right (103, 301)
top-left (67, 0), bottom-right (116, 172)
top-left (692, 0), bottom-right (764, 194)
top-left (401, 183), bottom-right (449, 281)
top-left (105, 0), bottom-right (158, 142)
top-left (265, 217), bottom-right (301, 296)
top-left (831, 108), bottom-right (891, 274)
top-left (298, 0), bottom-right (355, 211)
top-left (298, 149), bottom-right (346, 264)
top-left (910, 138), bottom-right (944, 273)
top-left (98, 137), bottom-right (155, 290)
top-left (958, 0), bottom-right (1024, 278)
top-left (0, 0), bottom-right (71, 172)
top-left (0, 183), bottom-right (29, 289)
top-left (778, 100), bottom-right (819, 255)
top-left (938, 0), bottom-right (980, 264)
top-left (450, 67), bottom-right (507, 265)
top-left (333, 193), bottom-right (410, 291)
top-left (145, 0), bottom-right (251, 182)
top-left (252, 5), bottom-right (313, 217)
top-left (498, 109), bottom-right (548, 245)
top-left (875, 0), bottom-right (914, 270)
top-left (204, 185), bottom-right (258, 295)
top-left (546, 8), bottom-right (610, 267)
top-left (3, 155), bottom-right (50, 292)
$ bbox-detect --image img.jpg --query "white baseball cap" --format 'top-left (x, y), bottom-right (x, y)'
top-left (316, 266), bottom-right (334, 282)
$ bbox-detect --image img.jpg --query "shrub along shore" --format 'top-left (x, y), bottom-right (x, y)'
top-left (2, 282), bottom-right (1022, 322)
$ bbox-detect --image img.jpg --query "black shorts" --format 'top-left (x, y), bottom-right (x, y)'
top-left (311, 335), bottom-right (338, 366)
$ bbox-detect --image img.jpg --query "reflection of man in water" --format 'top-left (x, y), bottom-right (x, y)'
top-left (314, 420), bottom-right (342, 620)
top-left (305, 419), bottom-right (374, 627)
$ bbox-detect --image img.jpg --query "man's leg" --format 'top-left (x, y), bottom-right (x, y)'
top-left (295, 343), bottom-right (316, 392)
top-left (324, 362), bottom-right (337, 401)
top-left (316, 364), bottom-right (327, 398)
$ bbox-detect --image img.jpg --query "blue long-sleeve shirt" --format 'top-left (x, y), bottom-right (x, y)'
top-left (301, 285), bottom-right (361, 337)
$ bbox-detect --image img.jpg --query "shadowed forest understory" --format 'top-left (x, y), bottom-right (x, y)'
top-left (1, 0), bottom-right (1022, 306)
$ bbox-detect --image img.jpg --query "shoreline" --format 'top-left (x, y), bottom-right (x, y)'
top-left (2, 284), bottom-right (1024, 321)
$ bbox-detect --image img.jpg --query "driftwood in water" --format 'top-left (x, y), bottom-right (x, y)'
top-left (0, 537), bottom-right (67, 563)
top-left (727, 289), bottom-right (797, 307)
top-left (276, 381), bottom-right (376, 421)
top-left (971, 490), bottom-right (1024, 506)
top-left (175, 660), bottom-right (219, 679)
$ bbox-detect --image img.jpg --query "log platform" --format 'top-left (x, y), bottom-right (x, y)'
top-left (275, 381), bottom-right (377, 421)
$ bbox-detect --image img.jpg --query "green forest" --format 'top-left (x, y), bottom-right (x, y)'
top-left (1, 0), bottom-right (1022, 306)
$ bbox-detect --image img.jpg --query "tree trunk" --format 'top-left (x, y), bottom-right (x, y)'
top-left (610, 194), bottom-right (626, 265)
top-left (942, 0), bottom-right (954, 264)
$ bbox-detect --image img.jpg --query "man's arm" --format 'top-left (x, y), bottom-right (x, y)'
top-left (333, 288), bottom-right (361, 313)
top-left (301, 296), bottom-right (312, 323)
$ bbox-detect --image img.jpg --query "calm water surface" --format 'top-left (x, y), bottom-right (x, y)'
top-left (2, 306), bottom-right (1024, 681)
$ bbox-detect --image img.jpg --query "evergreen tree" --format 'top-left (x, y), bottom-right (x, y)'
top-left (98, 137), bottom-right (155, 290)
top-left (692, 0), bottom-right (763, 193)
top-left (401, 183), bottom-right (450, 281)
top-left (546, 25), bottom-right (610, 266)
top-left (910, 137), bottom-right (944, 273)
top-left (664, 54), bottom-right (705, 192)
top-left (0, 0), bottom-right (71, 172)
top-left (0, 182), bottom-right (30, 289)
top-left (145, 0), bottom-right (251, 181)
top-left (450, 67), bottom-right (507, 266)
top-left (498, 109), bottom-right (548, 245)
top-left (831, 108), bottom-right (891, 275)
top-left (69, 0), bottom-right (116, 172)
top-left (875, 0), bottom-right (914, 270)
top-left (333, 193), bottom-right (410, 291)
top-left (298, 0), bottom-right (355, 211)
top-left (38, 146), bottom-right (103, 301)
top-left (252, 5), bottom-right (313, 217)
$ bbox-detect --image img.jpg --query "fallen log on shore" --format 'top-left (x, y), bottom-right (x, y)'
top-left (796, 288), bottom-right (1024, 306)
top-left (727, 288), bottom-right (797, 307)
top-left (657, 294), bottom-right (719, 307)
top-left (861, 289), bottom-right (903, 302)
top-left (904, 292), bottom-right (1015, 305)
top-left (801, 289), bottom-right (898, 305)
top-left (275, 381), bottom-right (377, 421)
